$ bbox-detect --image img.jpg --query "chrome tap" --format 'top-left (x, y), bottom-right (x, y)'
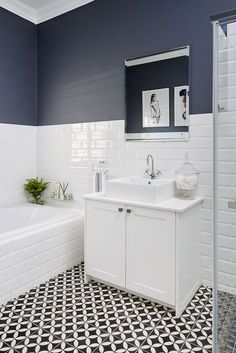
top-left (144, 154), bottom-right (161, 180)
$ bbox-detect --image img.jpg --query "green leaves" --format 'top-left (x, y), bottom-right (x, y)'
top-left (24, 178), bottom-right (49, 204)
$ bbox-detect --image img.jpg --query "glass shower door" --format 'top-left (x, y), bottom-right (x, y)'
top-left (213, 14), bottom-right (236, 353)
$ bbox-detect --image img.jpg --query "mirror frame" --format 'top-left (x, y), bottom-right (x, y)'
top-left (125, 46), bottom-right (190, 142)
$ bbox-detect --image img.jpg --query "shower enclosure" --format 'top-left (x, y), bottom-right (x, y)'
top-left (212, 10), bottom-right (236, 353)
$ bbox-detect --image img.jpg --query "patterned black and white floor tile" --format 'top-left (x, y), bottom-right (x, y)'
top-left (0, 263), bottom-right (212, 353)
top-left (217, 290), bottom-right (236, 353)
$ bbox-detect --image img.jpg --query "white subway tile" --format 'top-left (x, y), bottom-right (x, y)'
top-left (0, 124), bottom-right (37, 207)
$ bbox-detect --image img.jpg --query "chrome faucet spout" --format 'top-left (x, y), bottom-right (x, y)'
top-left (147, 154), bottom-right (154, 176)
top-left (145, 154), bottom-right (161, 179)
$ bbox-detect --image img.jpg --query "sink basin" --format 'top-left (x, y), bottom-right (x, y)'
top-left (105, 176), bottom-right (175, 203)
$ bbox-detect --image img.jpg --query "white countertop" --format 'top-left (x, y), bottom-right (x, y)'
top-left (84, 193), bottom-right (203, 213)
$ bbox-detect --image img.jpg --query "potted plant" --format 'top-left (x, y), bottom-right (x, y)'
top-left (24, 178), bottom-right (49, 205)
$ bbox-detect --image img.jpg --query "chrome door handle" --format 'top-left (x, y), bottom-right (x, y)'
top-left (118, 208), bottom-right (123, 212)
top-left (228, 200), bottom-right (236, 209)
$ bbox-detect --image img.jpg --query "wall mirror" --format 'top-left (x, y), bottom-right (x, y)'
top-left (125, 46), bottom-right (190, 141)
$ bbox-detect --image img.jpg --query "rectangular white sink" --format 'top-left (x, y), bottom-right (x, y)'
top-left (105, 176), bottom-right (175, 203)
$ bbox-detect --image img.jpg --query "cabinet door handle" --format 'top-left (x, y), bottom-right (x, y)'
top-left (127, 209), bottom-right (132, 214)
top-left (118, 208), bottom-right (123, 212)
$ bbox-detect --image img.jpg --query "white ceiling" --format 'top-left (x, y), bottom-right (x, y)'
top-left (0, 0), bottom-right (95, 24)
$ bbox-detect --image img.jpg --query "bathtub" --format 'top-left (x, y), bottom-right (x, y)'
top-left (0, 203), bottom-right (84, 306)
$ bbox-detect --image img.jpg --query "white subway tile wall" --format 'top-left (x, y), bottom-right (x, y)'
top-left (0, 217), bottom-right (84, 305)
top-left (217, 21), bottom-right (236, 294)
top-left (37, 113), bottom-right (213, 285)
top-left (0, 124), bottom-right (37, 206)
top-left (218, 112), bottom-right (236, 294)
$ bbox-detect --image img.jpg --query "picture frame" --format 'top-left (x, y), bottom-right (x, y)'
top-left (142, 88), bottom-right (170, 128)
top-left (174, 86), bottom-right (189, 127)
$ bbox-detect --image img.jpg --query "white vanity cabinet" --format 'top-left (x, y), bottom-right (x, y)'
top-left (126, 206), bottom-right (175, 305)
top-left (85, 200), bottom-right (126, 287)
top-left (84, 195), bottom-right (202, 317)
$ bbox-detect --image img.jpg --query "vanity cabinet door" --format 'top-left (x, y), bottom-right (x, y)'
top-left (85, 200), bottom-right (126, 287)
top-left (126, 206), bottom-right (176, 305)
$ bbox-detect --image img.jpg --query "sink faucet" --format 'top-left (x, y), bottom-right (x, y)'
top-left (145, 154), bottom-right (161, 180)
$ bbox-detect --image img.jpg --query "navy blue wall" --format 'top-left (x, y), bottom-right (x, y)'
top-left (0, 1), bottom-right (235, 126)
top-left (37, 0), bottom-right (236, 126)
top-left (0, 8), bottom-right (36, 125)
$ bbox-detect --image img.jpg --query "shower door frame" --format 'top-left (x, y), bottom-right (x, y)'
top-left (212, 18), bottom-right (219, 353)
top-left (212, 11), bottom-right (236, 353)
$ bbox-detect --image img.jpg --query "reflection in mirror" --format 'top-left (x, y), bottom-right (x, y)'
top-left (125, 46), bottom-right (190, 141)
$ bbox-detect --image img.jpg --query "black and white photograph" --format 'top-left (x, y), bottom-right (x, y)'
top-left (174, 86), bottom-right (189, 126)
top-left (142, 88), bottom-right (170, 127)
